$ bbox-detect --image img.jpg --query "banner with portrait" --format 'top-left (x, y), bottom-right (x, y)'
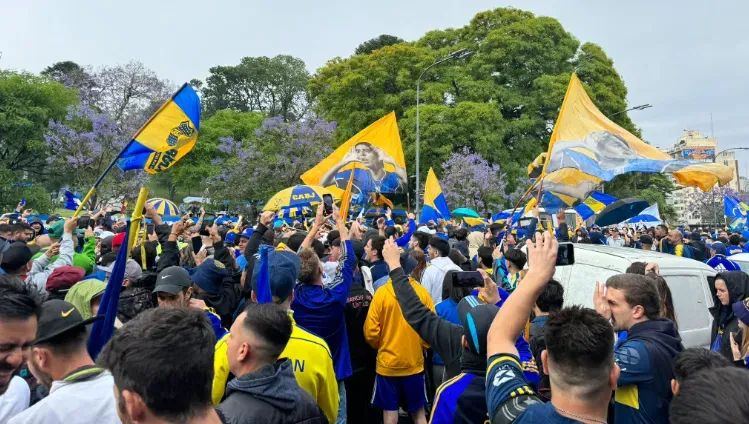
top-left (301, 112), bottom-right (407, 207)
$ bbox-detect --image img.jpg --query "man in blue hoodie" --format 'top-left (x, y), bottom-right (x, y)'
top-left (292, 203), bottom-right (356, 424)
top-left (594, 273), bottom-right (684, 423)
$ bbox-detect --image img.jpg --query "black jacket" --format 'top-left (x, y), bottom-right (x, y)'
top-left (217, 359), bottom-right (327, 424)
top-left (689, 240), bottom-right (708, 261)
top-left (710, 271), bottom-right (749, 362)
top-left (345, 278), bottom-right (377, 374)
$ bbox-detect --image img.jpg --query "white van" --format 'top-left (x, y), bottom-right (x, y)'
top-left (728, 253), bottom-right (749, 272)
top-left (541, 244), bottom-right (716, 349)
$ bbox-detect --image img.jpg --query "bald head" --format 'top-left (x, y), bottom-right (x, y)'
top-left (35, 235), bottom-right (52, 248)
top-left (668, 230), bottom-right (683, 244)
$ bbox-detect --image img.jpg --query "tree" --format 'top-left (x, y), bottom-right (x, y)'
top-left (41, 61), bottom-right (99, 105)
top-left (0, 168), bottom-right (54, 214)
top-left (0, 71), bottom-right (78, 177)
top-left (440, 147), bottom-right (507, 215)
top-left (44, 103), bottom-right (148, 209)
top-left (355, 34), bottom-right (405, 55)
top-left (208, 116), bottom-right (336, 210)
top-left (684, 186), bottom-right (744, 227)
top-left (310, 7), bottom-right (638, 203)
top-left (200, 55), bottom-right (310, 121)
top-left (94, 61), bottom-right (173, 133)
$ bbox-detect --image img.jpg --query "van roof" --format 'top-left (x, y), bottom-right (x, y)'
top-left (572, 244), bottom-right (716, 272)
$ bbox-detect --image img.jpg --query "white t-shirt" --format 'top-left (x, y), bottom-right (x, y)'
top-left (0, 376), bottom-right (30, 423)
top-left (8, 371), bottom-right (120, 424)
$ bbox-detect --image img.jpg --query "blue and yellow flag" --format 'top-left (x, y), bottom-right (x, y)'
top-left (116, 83), bottom-right (200, 174)
top-left (420, 168), bottom-right (450, 224)
top-left (725, 195), bottom-right (749, 219)
top-left (536, 74), bottom-right (733, 212)
top-left (574, 192), bottom-right (618, 220)
top-left (301, 112), bottom-right (407, 205)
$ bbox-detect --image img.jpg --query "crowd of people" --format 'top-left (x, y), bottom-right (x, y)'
top-left (1, 199), bottom-right (749, 423)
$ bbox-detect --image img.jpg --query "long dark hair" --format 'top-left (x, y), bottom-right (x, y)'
top-left (410, 250), bottom-right (427, 282)
top-left (651, 275), bottom-right (677, 329)
top-left (441, 270), bottom-right (472, 303)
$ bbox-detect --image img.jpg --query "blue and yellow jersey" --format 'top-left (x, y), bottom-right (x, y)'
top-left (430, 372), bottom-right (490, 424)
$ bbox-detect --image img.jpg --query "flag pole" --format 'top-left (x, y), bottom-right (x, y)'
top-left (127, 188), bottom-right (150, 260)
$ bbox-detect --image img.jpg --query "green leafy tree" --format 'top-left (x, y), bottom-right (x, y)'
top-left (310, 7), bottom-right (639, 203)
top-left (200, 55), bottom-right (310, 121)
top-left (0, 71), bottom-right (78, 177)
top-left (0, 168), bottom-right (53, 214)
top-left (355, 34), bottom-right (405, 55)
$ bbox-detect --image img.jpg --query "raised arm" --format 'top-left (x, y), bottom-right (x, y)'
top-left (301, 204), bottom-right (326, 250)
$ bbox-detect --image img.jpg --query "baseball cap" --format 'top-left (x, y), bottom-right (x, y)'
top-left (112, 233), bottom-right (126, 250)
top-left (732, 298), bottom-right (749, 326)
top-left (251, 249), bottom-right (300, 302)
top-left (191, 259), bottom-right (228, 295)
top-left (95, 230), bottom-right (115, 240)
top-left (34, 299), bottom-right (101, 345)
top-left (240, 228), bottom-right (254, 239)
top-left (46, 214), bottom-right (62, 224)
top-left (153, 266), bottom-right (193, 295)
top-left (1, 243), bottom-right (33, 272)
top-left (46, 266), bottom-right (86, 292)
top-left (224, 232), bottom-right (237, 245)
top-left (98, 259), bottom-right (143, 283)
top-left (47, 220), bottom-right (65, 239)
top-left (711, 242), bottom-right (727, 255)
top-left (458, 297), bottom-right (499, 357)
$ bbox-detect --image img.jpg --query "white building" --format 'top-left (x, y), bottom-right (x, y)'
top-left (664, 130), bottom-right (740, 226)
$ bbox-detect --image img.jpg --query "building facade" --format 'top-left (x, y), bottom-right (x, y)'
top-left (664, 130), bottom-right (740, 226)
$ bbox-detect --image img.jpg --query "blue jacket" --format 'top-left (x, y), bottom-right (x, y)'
top-left (434, 299), bottom-right (462, 365)
top-left (430, 371), bottom-right (488, 424)
top-left (369, 259), bottom-right (389, 283)
top-left (727, 245), bottom-right (744, 256)
top-left (292, 239), bottom-right (357, 381)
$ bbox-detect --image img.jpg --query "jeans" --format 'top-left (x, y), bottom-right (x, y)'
top-left (336, 380), bottom-right (347, 424)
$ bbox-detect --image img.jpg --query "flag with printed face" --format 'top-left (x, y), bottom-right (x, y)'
top-left (533, 73), bottom-right (733, 212)
top-left (301, 112), bottom-right (407, 205)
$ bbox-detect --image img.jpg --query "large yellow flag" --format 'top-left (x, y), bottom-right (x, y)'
top-left (533, 73), bottom-right (733, 210)
top-left (338, 171), bottom-right (356, 220)
top-left (301, 112), bottom-right (407, 206)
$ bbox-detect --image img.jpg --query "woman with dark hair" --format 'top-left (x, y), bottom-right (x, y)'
top-left (729, 297), bottom-right (749, 368)
top-left (432, 270), bottom-right (472, 386)
top-left (651, 275), bottom-right (678, 329)
top-left (710, 271), bottom-right (749, 361)
top-left (409, 250), bottom-right (427, 282)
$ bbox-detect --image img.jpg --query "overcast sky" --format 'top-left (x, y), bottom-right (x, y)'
top-left (2, 0), bottom-right (748, 174)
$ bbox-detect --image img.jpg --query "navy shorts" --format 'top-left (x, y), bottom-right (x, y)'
top-left (371, 373), bottom-right (427, 412)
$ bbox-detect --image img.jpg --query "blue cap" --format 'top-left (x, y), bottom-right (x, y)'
top-left (711, 242), bottom-right (727, 255)
top-left (251, 250), bottom-right (300, 301)
top-left (191, 259), bottom-right (228, 295)
top-left (240, 228), bottom-right (254, 239)
top-left (224, 232), bottom-right (237, 245)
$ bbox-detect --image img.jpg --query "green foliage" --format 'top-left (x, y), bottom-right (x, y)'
top-left (355, 34), bottom-right (405, 55)
top-left (200, 55), bottom-right (310, 121)
top-left (0, 71), bottom-right (78, 176)
top-left (0, 168), bottom-right (53, 214)
top-left (310, 7), bottom-right (637, 203)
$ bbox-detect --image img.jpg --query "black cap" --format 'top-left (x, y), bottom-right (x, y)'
top-left (1, 242), bottom-right (33, 272)
top-left (35, 299), bottom-right (101, 344)
top-left (153, 266), bottom-right (193, 295)
top-left (458, 297), bottom-right (499, 357)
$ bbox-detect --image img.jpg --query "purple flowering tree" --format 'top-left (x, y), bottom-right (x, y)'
top-left (440, 147), bottom-right (508, 215)
top-left (45, 103), bottom-right (149, 210)
top-left (209, 116), bottom-right (336, 209)
top-left (683, 186), bottom-right (748, 226)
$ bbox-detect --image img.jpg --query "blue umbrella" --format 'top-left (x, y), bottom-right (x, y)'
top-left (595, 198), bottom-right (649, 227)
top-left (452, 208), bottom-right (480, 219)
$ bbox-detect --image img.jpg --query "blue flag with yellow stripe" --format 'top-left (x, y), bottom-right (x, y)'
top-left (116, 83), bottom-right (200, 174)
top-left (420, 168), bottom-right (451, 224)
top-left (574, 192), bottom-right (618, 220)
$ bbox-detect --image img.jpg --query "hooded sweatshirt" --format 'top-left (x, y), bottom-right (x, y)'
top-left (64, 279), bottom-right (106, 320)
top-left (217, 359), bottom-right (326, 424)
top-left (614, 318), bottom-right (684, 424)
top-left (364, 276), bottom-right (434, 376)
top-left (710, 271), bottom-right (749, 362)
top-left (420, 256), bottom-right (462, 305)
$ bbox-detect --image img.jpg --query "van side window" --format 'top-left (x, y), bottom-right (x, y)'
top-left (664, 274), bottom-right (710, 331)
top-left (564, 264), bottom-right (619, 307)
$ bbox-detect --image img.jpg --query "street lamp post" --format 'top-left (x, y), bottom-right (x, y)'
top-left (607, 104), bottom-right (652, 119)
top-left (415, 48), bottom-right (472, 216)
top-left (712, 147), bottom-right (749, 234)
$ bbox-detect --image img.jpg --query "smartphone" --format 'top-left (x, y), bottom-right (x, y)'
top-left (146, 224), bottom-right (155, 235)
top-left (77, 216), bottom-right (91, 230)
top-left (452, 271), bottom-right (484, 288)
top-left (20, 197), bottom-right (26, 207)
top-left (527, 242), bottom-right (575, 266)
top-left (323, 194), bottom-right (333, 216)
top-left (200, 215), bottom-right (216, 236)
